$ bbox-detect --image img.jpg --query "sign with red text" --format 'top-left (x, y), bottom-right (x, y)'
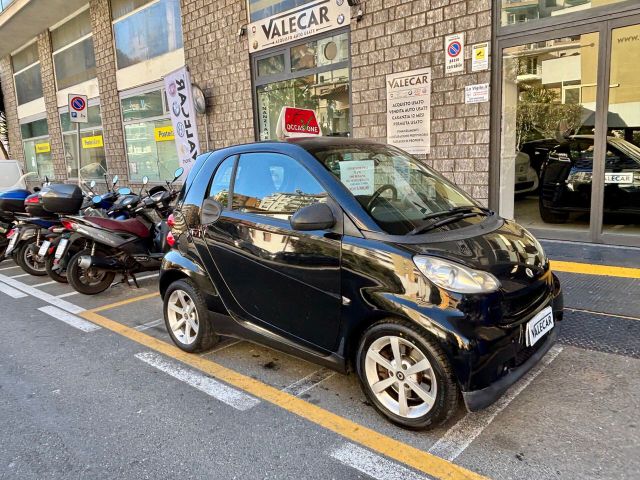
top-left (386, 68), bottom-right (431, 154)
top-left (248, 0), bottom-right (350, 53)
top-left (164, 66), bottom-right (200, 174)
top-left (445, 33), bottom-right (465, 74)
top-left (276, 107), bottom-right (321, 139)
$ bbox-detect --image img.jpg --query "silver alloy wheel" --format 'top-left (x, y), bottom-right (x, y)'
top-left (364, 335), bottom-right (437, 419)
top-left (167, 289), bottom-right (199, 346)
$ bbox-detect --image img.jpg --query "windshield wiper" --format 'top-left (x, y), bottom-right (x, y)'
top-left (409, 207), bottom-right (492, 235)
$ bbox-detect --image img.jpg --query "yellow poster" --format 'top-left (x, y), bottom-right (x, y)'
top-left (154, 126), bottom-right (175, 142)
top-left (82, 135), bottom-right (104, 149)
top-left (35, 142), bottom-right (51, 154)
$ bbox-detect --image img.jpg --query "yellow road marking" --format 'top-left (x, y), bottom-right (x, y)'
top-left (80, 309), bottom-right (488, 480)
top-left (88, 292), bottom-right (160, 313)
top-left (550, 260), bottom-right (640, 279)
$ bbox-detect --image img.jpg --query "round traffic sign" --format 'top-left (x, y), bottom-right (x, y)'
top-left (447, 41), bottom-right (462, 57)
top-left (71, 96), bottom-right (86, 111)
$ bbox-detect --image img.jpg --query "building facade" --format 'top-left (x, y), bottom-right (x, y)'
top-left (0, 0), bottom-right (639, 247)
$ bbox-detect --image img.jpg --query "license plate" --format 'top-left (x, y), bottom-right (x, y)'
top-left (5, 234), bottom-right (18, 255)
top-left (55, 238), bottom-right (69, 259)
top-left (38, 240), bottom-right (51, 257)
top-left (604, 172), bottom-right (633, 184)
top-left (526, 306), bottom-right (554, 347)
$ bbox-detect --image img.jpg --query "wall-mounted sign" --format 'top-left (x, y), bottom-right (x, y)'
top-left (68, 94), bottom-right (88, 123)
top-left (445, 33), bottom-right (465, 74)
top-left (82, 135), bottom-right (103, 149)
top-left (385, 67), bottom-right (431, 155)
top-left (248, 0), bottom-right (351, 53)
top-left (164, 66), bottom-right (200, 174)
top-left (154, 126), bottom-right (175, 142)
top-left (464, 83), bottom-right (490, 104)
top-left (472, 42), bottom-right (489, 72)
top-left (35, 142), bottom-right (51, 154)
top-left (275, 107), bottom-right (322, 139)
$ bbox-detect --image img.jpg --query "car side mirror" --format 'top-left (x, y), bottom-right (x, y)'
top-left (201, 197), bottom-right (224, 225)
top-left (290, 203), bottom-right (335, 231)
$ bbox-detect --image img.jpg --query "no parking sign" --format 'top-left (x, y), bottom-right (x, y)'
top-left (445, 33), bottom-right (465, 74)
top-left (68, 94), bottom-right (88, 123)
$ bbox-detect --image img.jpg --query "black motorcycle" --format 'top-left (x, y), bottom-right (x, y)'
top-left (61, 168), bottom-right (183, 295)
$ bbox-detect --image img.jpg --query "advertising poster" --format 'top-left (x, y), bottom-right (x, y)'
top-left (445, 33), bottom-right (465, 74)
top-left (164, 66), bottom-right (200, 174)
top-left (385, 68), bottom-right (431, 155)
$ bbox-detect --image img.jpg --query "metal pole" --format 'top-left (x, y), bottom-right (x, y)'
top-left (76, 122), bottom-right (81, 187)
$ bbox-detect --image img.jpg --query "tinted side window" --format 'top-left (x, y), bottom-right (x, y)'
top-left (232, 152), bottom-right (326, 218)
top-left (208, 156), bottom-right (236, 205)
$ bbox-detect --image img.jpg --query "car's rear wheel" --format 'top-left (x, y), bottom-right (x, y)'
top-left (356, 319), bottom-right (458, 430)
top-left (164, 279), bottom-right (219, 353)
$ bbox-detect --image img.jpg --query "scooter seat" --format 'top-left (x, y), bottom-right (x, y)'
top-left (83, 217), bottom-right (151, 238)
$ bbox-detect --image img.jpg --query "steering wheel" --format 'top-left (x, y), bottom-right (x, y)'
top-left (367, 184), bottom-right (398, 211)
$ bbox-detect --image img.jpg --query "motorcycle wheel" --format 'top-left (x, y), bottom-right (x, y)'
top-left (16, 239), bottom-right (48, 276)
top-left (67, 248), bottom-right (116, 295)
top-left (45, 255), bottom-right (68, 283)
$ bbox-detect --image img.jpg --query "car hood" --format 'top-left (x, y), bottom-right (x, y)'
top-left (403, 219), bottom-right (548, 292)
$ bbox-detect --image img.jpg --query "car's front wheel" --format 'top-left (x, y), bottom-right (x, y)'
top-left (356, 319), bottom-right (459, 430)
top-left (164, 279), bottom-right (219, 353)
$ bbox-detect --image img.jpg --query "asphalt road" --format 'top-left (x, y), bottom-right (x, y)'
top-left (0, 257), bottom-right (639, 480)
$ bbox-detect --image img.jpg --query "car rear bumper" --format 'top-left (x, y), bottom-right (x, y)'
top-left (462, 326), bottom-right (558, 411)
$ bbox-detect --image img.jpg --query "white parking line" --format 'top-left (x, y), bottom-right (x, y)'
top-left (0, 282), bottom-right (28, 298)
top-left (135, 318), bottom-right (163, 331)
top-left (330, 443), bottom-right (432, 480)
top-left (0, 273), bottom-right (84, 313)
top-left (428, 345), bottom-right (564, 461)
top-left (0, 264), bottom-right (19, 271)
top-left (283, 368), bottom-right (335, 397)
top-left (56, 291), bottom-right (80, 298)
top-left (135, 351), bottom-right (260, 411)
top-left (10, 273), bottom-right (30, 278)
top-left (38, 306), bottom-right (101, 332)
top-left (33, 280), bottom-right (56, 287)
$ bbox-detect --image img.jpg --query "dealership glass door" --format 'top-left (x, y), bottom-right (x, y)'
top-left (601, 20), bottom-right (640, 239)
top-left (499, 13), bottom-right (640, 246)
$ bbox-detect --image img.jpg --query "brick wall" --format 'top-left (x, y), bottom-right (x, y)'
top-left (89, 0), bottom-right (129, 183)
top-left (180, 0), bottom-right (254, 151)
top-left (38, 31), bottom-right (67, 181)
top-left (0, 56), bottom-right (23, 162)
top-left (350, 0), bottom-right (492, 204)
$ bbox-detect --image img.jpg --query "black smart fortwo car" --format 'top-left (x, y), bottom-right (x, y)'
top-left (160, 138), bottom-right (563, 430)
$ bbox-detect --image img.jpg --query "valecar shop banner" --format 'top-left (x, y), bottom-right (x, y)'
top-left (164, 66), bottom-right (200, 175)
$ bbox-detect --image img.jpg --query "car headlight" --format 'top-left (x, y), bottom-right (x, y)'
top-left (413, 256), bottom-right (500, 294)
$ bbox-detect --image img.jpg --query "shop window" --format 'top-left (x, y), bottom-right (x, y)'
top-left (499, 0), bottom-right (629, 27)
top-left (112, 0), bottom-right (183, 69)
top-left (59, 105), bottom-right (106, 179)
top-left (51, 9), bottom-right (96, 91)
top-left (121, 87), bottom-right (179, 182)
top-left (21, 117), bottom-right (54, 179)
top-left (253, 31), bottom-right (350, 140)
top-left (247, 0), bottom-right (314, 22)
top-left (12, 42), bottom-right (43, 105)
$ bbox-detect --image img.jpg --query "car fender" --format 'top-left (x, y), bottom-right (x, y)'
top-left (160, 249), bottom-right (226, 315)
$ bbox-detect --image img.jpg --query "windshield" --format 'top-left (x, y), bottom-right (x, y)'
top-left (311, 143), bottom-right (479, 235)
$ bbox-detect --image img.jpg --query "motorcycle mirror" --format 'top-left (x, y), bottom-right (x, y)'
top-left (112, 175), bottom-right (119, 186)
top-left (33, 186), bottom-right (41, 192)
top-left (142, 176), bottom-right (149, 185)
top-left (118, 187), bottom-right (132, 195)
top-left (173, 167), bottom-right (184, 182)
top-left (90, 180), bottom-right (96, 188)
top-left (92, 195), bottom-right (103, 204)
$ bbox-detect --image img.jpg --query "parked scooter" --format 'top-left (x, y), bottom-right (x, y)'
top-left (0, 172), bottom-right (41, 262)
top-left (61, 168), bottom-right (183, 295)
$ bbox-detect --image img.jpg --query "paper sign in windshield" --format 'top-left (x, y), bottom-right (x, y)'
top-left (339, 160), bottom-right (375, 196)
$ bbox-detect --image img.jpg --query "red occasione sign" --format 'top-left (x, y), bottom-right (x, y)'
top-left (276, 107), bottom-right (321, 139)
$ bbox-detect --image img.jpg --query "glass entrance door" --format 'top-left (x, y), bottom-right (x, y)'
top-left (600, 21), bottom-right (640, 239)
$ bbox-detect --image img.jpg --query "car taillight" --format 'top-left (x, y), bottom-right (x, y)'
top-left (167, 213), bottom-right (175, 229)
top-left (166, 231), bottom-right (176, 247)
top-left (61, 220), bottom-right (76, 231)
